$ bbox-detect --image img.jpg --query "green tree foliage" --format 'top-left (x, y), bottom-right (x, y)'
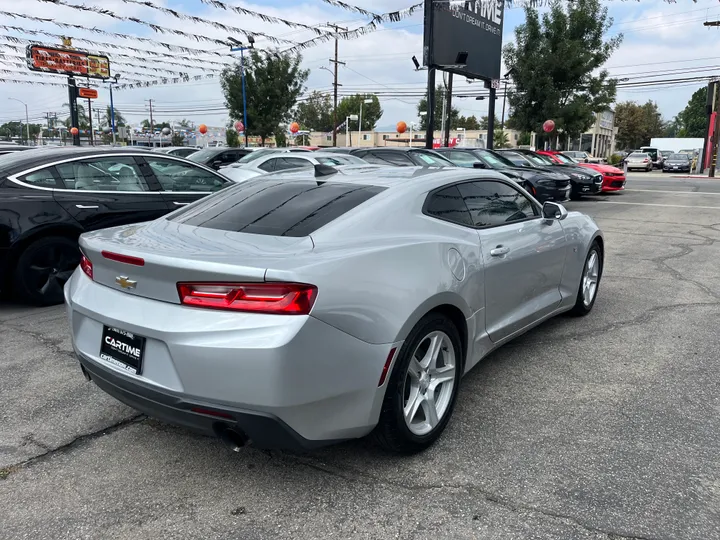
top-left (494, 129), bottom-right (510, 149)
top-left (101, 106), bottom-right (126, 128)
top-left (64, 103), bottom-right (89, 130)
top-left (336, 94), bottom-right (383, 132)
top-left (141, 119), bottom-right (171, 131)
top-left (274, 130), bottom-right (287, 147)
top-left (456, 115), bottom-right (481, 130)
top-left (479, 115), bottom-right (500, 130)
top-left (225, 129), bottom-right (240, 147)
top-left (677, 86), bottom-right (708, 138)
top-left (171, 132), bottom-right (185, 146)
top-left (221, 50), bottom-right (308, 145)
top-left (0, 121), bottom-right (42, 143)
top-left (177, 119), bottom-right (192, 128)
top-left (503, 0), bottom-right (621, 140)
top-left (294, 91), bottom-right (334, 132)
top-left (417, 84), bottom-right (460, 131)
top-left (518, 132), bottom-right (532, 146)
top-left (614, 100), bottom-right (664, 150)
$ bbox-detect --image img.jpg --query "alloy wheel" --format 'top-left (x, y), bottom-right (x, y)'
top-left (402, 331), bottom-right (456, 436)
top-left (582, 250), bottom-right (600, 307)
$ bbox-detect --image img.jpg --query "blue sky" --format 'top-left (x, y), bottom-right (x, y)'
top-left (0, 0), bottom-right (717, 131)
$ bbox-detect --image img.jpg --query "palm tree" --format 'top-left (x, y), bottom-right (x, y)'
top-left (101, 105), bottom-right (126, 128)
top-left (493, 129), bottom-right (510, 149)
top-left (63, 103), bottom-right (89, 130)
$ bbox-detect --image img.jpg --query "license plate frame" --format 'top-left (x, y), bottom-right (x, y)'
top-left (99, 326), bottom-right (146, 375)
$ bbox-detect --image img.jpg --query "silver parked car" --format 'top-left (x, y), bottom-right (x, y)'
top-left (65, 167), bottom-right (604, 453)
top-left (219, 151), bottom-right (367, 182)
top-left (625, 152), bottom-right (653, 171)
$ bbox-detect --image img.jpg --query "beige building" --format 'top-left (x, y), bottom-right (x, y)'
top-left (304, 128), bottom-right (524, 149)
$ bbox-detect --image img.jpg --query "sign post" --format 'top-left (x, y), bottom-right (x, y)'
top-left (67, 76), bottom-right (80, 146)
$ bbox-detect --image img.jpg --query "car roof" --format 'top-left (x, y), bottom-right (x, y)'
top-left (352, 147), bottom-right (438, 153)
top-left (0, 146), bottom-right (168, 174)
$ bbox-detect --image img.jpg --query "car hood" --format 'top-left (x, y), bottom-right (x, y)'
top-left (578, 163), bottom-right (623, 174)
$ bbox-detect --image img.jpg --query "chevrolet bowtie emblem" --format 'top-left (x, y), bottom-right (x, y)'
top-left (115, 276), bottom-right (137, 289)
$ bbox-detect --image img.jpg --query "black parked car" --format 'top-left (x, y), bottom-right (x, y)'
top-left (434, 147), bottom-right (571, 203)
top-left (187, 147), bottom-right (253, 170)
top-left (662, 153), bottom-right (691, 173)
top-left (349, 147), bottom-right (455, 167)
top-left (0, 147), bottom-right (233, 305)
top-left (496, 149), bottom-right (602, 200)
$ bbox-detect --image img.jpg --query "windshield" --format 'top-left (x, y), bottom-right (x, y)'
top-left (525, 152), bottom-right (553, 166)
top-left (668, 154), bottom-right (689, 160)
top-left (474, 149), bottom-right (515, 168)
top-left (552, 154), bottom-right (574, 164)
top-left (187, 148), bottom-right (220, 163)
top-left (412, 151), bottom-right (454, 166)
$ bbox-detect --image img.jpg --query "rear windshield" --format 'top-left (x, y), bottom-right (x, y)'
top-left (169, 179), bottom-right (385, 237)
top-left (187, 148), bottom-right (220, 162)
top-left (629, 153), bottom-right (648, 158)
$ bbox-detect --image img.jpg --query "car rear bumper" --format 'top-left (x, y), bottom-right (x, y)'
top-left (65, 270), bottom-right (396, 447)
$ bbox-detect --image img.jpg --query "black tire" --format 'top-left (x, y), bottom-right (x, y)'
top-left (373, 312), bottom-right (463, 453)
top-left (14, 236), bottom-right (80, 306)
top-left (570, 241), bottom-right (603, 316)
top-left (569, 191), bottom-right (582, 201)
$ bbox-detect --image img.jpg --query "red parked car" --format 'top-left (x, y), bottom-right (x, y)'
top-left (537, 151), bottom-right (625, 192)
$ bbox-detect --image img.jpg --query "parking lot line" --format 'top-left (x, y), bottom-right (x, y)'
top-left (625, 189), bottom-right (720, 196)
top-left (597, 201), bottom-right (720, 210)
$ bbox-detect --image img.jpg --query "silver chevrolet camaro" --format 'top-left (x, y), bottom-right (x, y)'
top-left (65, 165), bottom-right (604, 453)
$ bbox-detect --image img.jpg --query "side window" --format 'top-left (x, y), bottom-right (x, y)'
top-left (56, 157), bottom-right (148, 192)
top-left (275, 157), bottom-right (312, 171)
top-left (20, 168), bottom-right (59, 188)
top-left (144, 157), bottom-right (228, 192)
top-left (457, 181), bottom-right (539, 228)
top-left (258, 158), bottom-right (277, 172)
top-left (424, 185), bottom-right (473, 227)
top-left (220, 152), bottom-right (238, 163)
top-left (448, 152), bottom-right (477, 167)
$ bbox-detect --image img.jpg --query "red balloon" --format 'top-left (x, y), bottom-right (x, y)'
top-left (396, 121), bottom-right (407, 134)
top-left (290, 122), bottom-right (300, 134)
top-left (70, 127), bottom-right (79, 135)
top-left (198, 124), bottom-right (208, 134)
top-left (543, 120), bottom-right (555, 133)
top-left (234, 120), bottom-right (244, 133)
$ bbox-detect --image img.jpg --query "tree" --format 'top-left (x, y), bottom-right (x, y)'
top-left (677, 86), bottom-right (708, 138)
top-left (221, 49), bottom-right (308, 146)
top-left (226, 128), bottom-right (240, 147)
top-left (479, 115), bottom-right (500, 130)
top-left (141, 119), bottom-right (170, 131)
top-left (171, 133), bottom-right (184, 146)
top-left (294, 91), bottom-right (333, 132)
top-left (518, 132), bottom-right (532, 146)
top-left (503, 0), bottom-right (622, 143)
top-left (417, 84), bottom-right (460, 131)
top-left (275, 130), bottom-right (287, 147)
top-left (63, 103), bottom-right (89, 130)
top-left (494, 129), bottom-right (510, 149)
top-left (101, 106), bottom-right (126, 128)
top-left (614, 100), bottom-right (664, 150)
top-left (177, 118), bottom-right (192, 128)
top-left (336, 94), bottom-right (383, 132)
top-left (456, 115), bottom-right (480, 130)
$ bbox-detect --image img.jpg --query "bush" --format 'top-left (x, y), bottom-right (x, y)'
top-left (608, 153), bottom-right (622, 165)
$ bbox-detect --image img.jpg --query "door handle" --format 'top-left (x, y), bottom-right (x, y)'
top-left (490, 246), bottom-right (510, 257)
top-left (75, 204), bottom-right (99, 209)
top-left (173, 201), bottom-right (190, 206)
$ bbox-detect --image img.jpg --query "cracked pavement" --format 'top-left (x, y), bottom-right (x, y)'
top-left (1, 174), bottom-right (720, 539)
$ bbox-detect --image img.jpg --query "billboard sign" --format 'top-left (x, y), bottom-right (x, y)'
top-left (424, 0), bottom-right (505, 81)
top-left (26, 45), bottom-right (110, 80)
top-left (77, 87), bottom-right (98, 99)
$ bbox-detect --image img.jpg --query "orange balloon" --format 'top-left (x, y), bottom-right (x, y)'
top-left (290, 122), bottom-right (300, 134)
top-left (396, 121), bottom-right (407, 134)
top-left (70, 127), bottom-right (79, 135)
top-left (198, 124), bottom-right (208, 134)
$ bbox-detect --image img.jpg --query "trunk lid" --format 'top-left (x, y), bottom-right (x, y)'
top-left (79, 219), bottom-right (314, 304)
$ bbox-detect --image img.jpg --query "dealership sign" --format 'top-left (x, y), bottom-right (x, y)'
top-left (425, 0), bottom-right (505, 81)
top-left (25, 45), bottom-right (110, 80)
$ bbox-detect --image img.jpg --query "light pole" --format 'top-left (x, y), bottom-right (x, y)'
top-left (358, 97), bottom-right (373, 147)
top-left (229, 36), bottom-right (255, 148)
top-left (8, 97), bottom-right (30, 145)
top-left (345, 114), bottom-right (358, 147)
top-left (103, 74), bottom-right (120, 145)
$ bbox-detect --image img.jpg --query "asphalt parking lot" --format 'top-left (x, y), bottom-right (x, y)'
top-left (2, 172), bottom-right (720, 540)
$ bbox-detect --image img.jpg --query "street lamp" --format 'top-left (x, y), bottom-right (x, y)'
top-left (103, 74), bottom-right (120, 145)
top-left (358, 97), bottom-right (373, 147)
top-left (8, 97), bottom-right (30, 145)
top-left (345, 114), bottom-right (358, 147)
top-left (229, 35), bottom-right (255, 147)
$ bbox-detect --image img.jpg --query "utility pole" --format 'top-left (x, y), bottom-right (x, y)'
top-left (710, 81), bottom-right (720, 178)
top-left (327, 23), bottom-right (347, 147)
top-left (145, 99), bottom-right (155, 133)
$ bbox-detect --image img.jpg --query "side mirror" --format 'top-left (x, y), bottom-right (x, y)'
top-left (542, 201), bottom-right (568, 221)
top-left (472, 161), bottom-right (487, 169)
top-left (212, 160), bottom-right (222, 167)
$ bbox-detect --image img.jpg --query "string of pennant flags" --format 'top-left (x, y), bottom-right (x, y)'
top-left (31, 1), bottom-right (297, 46)
top-left (115, 73), bottom-right (218, 90)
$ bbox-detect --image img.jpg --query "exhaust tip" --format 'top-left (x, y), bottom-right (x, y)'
top-left (214, 424), bottom-right (248, 452)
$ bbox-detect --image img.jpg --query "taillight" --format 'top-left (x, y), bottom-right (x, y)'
top-left (177, 282), bottom-right (317, 314)
top-left (80, 253), bottom-right (93, 280)
top-left (643, 158), bottom-right (648, 162)
top-left (102, 250), bottom-right (145, 266)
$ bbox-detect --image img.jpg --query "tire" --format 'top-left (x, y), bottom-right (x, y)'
top-left (570, 241), bottom-right (602, 316)
top-left (14, 236), bottom-right (80, 306)
top-left (569, 191), bottom-right (582, 201)
top-left (373, 312), bottom-right (463, 453)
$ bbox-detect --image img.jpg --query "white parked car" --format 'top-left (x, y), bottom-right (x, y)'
top-left (219, 152), bottom-right (368, 182)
